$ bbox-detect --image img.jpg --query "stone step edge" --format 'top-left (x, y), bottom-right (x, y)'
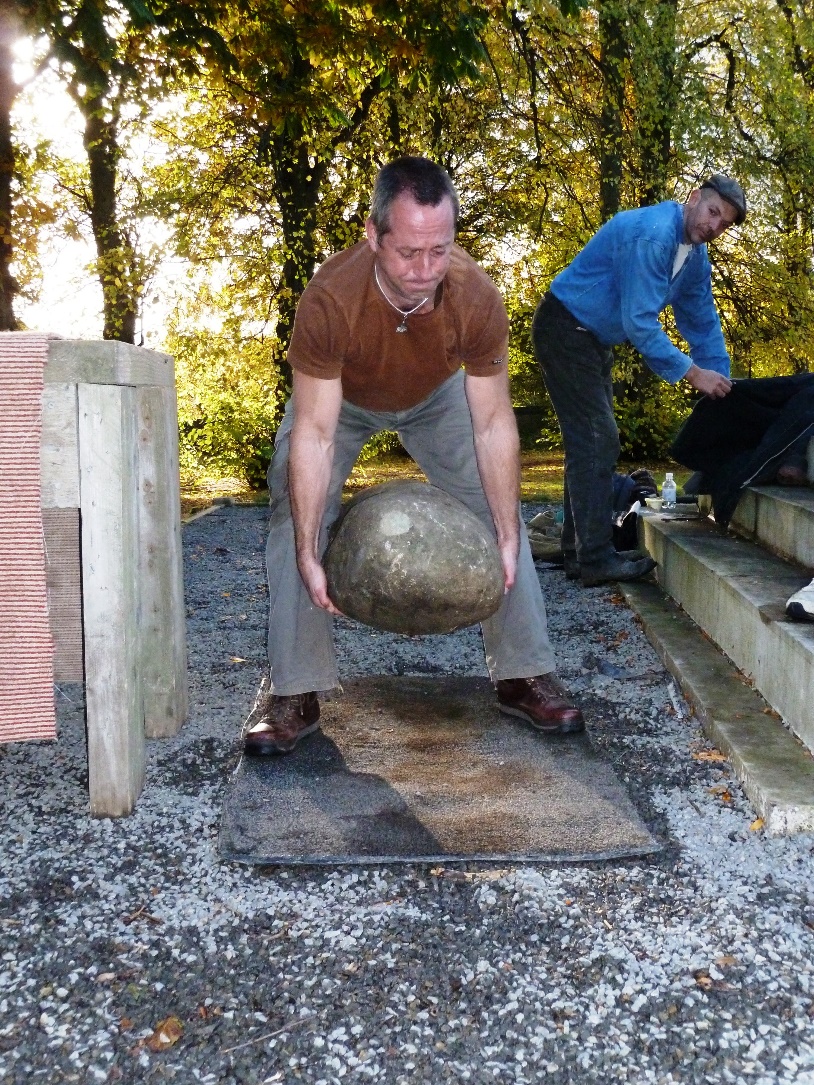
top-left (620, 579), bottom-right (814, 837)
top-left (730, 484), bottom-right (814, 569)
top-left (640, 513), bottom-right (814, 748)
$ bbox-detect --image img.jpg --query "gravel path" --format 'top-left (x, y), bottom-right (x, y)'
top-left (1, 504), bottom-right (813, 1084)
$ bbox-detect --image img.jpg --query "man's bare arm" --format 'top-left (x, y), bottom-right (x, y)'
top-left (465, 370), bottom-right (521, 592)
top-left (684, 363), bottom-right (732, 399)
top-left (288, 371), bottom-right (344, 614)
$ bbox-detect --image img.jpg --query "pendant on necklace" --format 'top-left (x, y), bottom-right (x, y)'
top-left (396, 321), bottom-right (408, 333)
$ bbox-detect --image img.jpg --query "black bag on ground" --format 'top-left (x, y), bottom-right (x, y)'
top-left (611, 470), bottom-right (657, 551)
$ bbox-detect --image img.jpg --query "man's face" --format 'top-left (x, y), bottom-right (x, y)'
top-left (365, 194), bottom-right (456, 308)
top-left (683, 189), bottom-right (739, 245)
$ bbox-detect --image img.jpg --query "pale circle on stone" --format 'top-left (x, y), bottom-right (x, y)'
top-left (379, 511), bottom-right (411, 536)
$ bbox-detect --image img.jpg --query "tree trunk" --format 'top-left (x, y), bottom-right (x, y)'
top-left (633, 0), bottom-right (679, 205)
top-left (598, 0), bottom-right (627, 222)
top-left (780, 196), bottom-right (814, 373)
top-left (0, 12), bottom-right (18, 331)
top-left (83, 100), bottom-right (137, 343)
top-left (270, 141), bottom-right (327, 360)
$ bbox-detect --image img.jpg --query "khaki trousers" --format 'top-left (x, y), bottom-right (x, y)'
top-left (265, 370), bottom-right (556, 694)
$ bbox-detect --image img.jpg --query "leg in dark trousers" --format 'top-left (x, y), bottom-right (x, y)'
top-left (532, 293), bottom-right (618, 568)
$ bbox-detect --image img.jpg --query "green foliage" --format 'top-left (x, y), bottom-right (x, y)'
top-left (9, 0), bottom-right (814, 475)
top-left (167, 293), bottom-right (282, 488)
top-left (612, 342), bottom-right (692, 459)
top-left (7, 138), bottom-right (64, 307)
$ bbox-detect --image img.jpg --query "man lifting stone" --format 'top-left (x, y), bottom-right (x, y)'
top-left (243, 156), bottom-right (583, 754)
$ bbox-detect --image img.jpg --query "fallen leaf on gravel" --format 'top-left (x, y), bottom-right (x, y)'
top-left (221, 591), bottom-right (230, 597)
top-left (693, 970), bottom-right (713, 990)
top-left (147, 1016), bottom-right (183, 1051)
top-left (230, 657), bottom-right (247, 663)
top-left (119, 1018), bottom-right (134, 1031)
top-left (692, 749), bottom-right (728, 762)
top-left (715, 956), bottom-right (738, 968)
top-left (708, 786), bottom-right (733, 803)
top-left (749, 817), bottom-right (765, 832)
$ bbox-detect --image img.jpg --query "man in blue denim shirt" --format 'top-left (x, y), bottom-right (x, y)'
top-left (532, 175), bottom-right (746, 586)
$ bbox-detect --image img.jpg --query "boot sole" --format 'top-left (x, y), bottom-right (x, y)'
top-left (566, 552), bottom-right (646, 581)
top-left (498, 703), bottom-right (585, 735)
top-left (244, 720), bottom-right (321, 756)
top-left (786, 601), bottom-right (814, 623)
top-left (581, 560), bottom-right (656, 588)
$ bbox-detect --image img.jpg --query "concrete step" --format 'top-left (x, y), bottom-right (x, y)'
top-left (621, 580), bottom-right (814, 835)
top-left (729, 484), bottom-right (814, 568)
top-left (639, 507), bottom-right (814, 755)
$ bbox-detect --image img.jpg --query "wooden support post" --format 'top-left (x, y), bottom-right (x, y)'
top-left (78, 383), bottom-right (145, 817)
top-left (40, 383), bottom-right (79, 508)
top-left (136, 385), bottom-right (188, 737)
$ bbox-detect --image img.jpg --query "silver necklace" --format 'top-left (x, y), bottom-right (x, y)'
top-left (374, 264), bottom-right (428, 332)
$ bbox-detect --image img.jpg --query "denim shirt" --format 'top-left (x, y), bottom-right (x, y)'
top-left (550, 201), bottom-right (730, 384)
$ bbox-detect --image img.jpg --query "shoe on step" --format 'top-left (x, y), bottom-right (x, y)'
top-left (580, 554), bottom-right (656, 587)
top-left (243, 676), bottom-right (321, 755)
top-left (786, 578), bottom-right (814, 622)
top-left (565, 548), bottom-right (646, 580)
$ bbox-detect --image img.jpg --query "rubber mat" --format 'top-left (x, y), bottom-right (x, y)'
top-left (219, 676), bottom-right (660, 864)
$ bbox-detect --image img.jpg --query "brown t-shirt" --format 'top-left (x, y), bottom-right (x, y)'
top-left (286, 240), bottom-right (509, 411)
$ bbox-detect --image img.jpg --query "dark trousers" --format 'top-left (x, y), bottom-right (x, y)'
top-left (532, 293), bottom-right (619, 566)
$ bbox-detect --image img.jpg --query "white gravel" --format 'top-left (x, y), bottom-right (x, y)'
top-left (0, 503), bottom-right (812, 1085)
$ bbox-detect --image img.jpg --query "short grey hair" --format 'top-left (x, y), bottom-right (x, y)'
top-left (369, 157), bottom-right (460, 237)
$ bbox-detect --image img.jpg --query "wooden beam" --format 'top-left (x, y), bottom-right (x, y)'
top-left (78, 383), bottom-right (145, 817)
top-left (40, 383), bottom-right (79, 508)
top-left (136, 384), bottom-right (188, 738)
top-left (46, 341), bottom-right (175, 388)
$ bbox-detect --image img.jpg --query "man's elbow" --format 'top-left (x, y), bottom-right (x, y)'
top-left (475, 411), bottom-right (520, 452)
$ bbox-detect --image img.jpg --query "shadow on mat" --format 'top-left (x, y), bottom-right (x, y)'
top-left (220, 729), bottom-right (445, 862)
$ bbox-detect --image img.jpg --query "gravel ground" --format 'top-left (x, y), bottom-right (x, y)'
top-left (1, 504), bottom-right (814, 1085)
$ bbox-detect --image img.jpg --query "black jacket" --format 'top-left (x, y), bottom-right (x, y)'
top-left (670, 374), bottom-right (814, 528)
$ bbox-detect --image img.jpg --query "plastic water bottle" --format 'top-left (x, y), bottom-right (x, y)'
top-left (661, 472), bottom-right (677, 509)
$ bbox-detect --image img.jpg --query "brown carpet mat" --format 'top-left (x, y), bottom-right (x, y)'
top-left (219, 677), bottom-right (660, 865)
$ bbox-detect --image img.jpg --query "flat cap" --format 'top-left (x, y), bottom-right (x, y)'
top-left (701, 174), bottom-right (747, 225)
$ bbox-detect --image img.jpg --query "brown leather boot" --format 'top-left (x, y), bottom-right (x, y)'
top-left (243, 676), bottom-right (320, 755)
top-left (495, 674), bottom-right (584, 734)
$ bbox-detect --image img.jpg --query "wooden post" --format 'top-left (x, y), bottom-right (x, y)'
top-left (136, 384), bottom-right (188, 737)
top-left (78, 383), bottom-right (145, 817)
top-left (40, 340), bottom-right (188, 816)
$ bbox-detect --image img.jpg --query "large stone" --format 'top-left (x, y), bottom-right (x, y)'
top-left (324, 481), bottom-right (504, 635)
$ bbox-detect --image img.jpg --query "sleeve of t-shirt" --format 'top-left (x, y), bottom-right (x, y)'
top-left (459, 281), bottom-right (510, 375)
top-left (285, 285), bottom-right (349, 379)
